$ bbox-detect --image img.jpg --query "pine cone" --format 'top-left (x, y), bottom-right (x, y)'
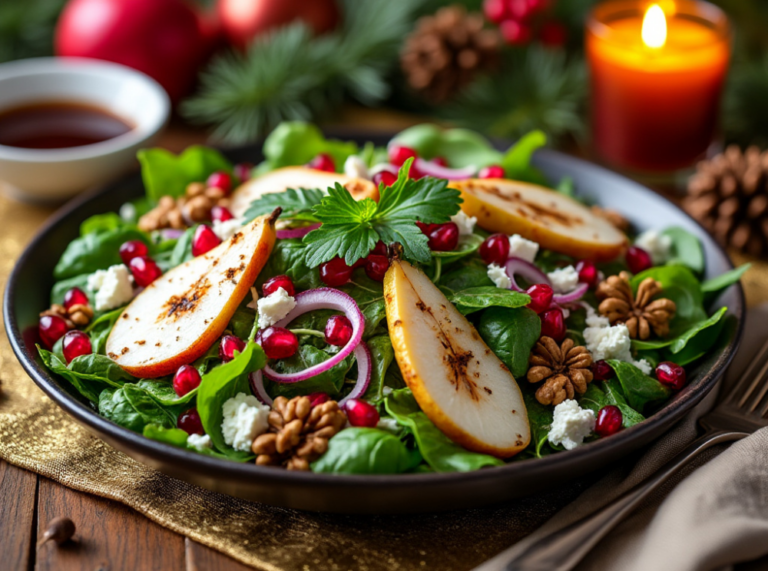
top-left (251, 396), bottom-right (347, 471)
top-left (401, 5), bottom-right (501, 103)
top-left (527, 337), bottom-right (594, 406)
top-left (685, 145), bottom-right (768, 257)
top-left (596, 272), bottom-right (676, 340)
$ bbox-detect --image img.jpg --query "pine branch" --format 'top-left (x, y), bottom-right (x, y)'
top-left (724, 54), bottom-right (768, 147)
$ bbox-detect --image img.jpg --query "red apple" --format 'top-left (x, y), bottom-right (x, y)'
top-left (217, 0), bottom-right (339, 50)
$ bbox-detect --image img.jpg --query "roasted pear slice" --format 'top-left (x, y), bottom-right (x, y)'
top-left (106, 212), bottom-right (277, 378)
top-left (384, 257), bottom-right (530, 458)
top-left (449, 178), bottom-right (627, 261)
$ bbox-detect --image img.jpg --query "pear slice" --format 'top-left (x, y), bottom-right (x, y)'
top-left (449, 178), bottom-right (627, 261)
top-left (230, 166), bottom-right (378, 218)
top-left (106, 212), bottom-right (278, 378)
top-left (384, 258), bottom-right (530, 458)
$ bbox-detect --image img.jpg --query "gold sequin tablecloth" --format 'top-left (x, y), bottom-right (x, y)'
top-left (1, 190), bottom-right (766, 571)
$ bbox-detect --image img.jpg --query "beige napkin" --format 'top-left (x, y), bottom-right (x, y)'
top-left (477, 304), bottom-right (768, 571)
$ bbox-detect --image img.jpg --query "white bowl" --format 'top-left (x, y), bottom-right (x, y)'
top-left (0, 57), bottom-right (170, 202)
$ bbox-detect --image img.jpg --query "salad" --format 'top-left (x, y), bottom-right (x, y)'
top-left (36, 122), bottom-right (747, 474)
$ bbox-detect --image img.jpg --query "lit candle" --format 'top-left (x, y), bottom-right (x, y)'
top-left (587, 0), bottom-right (730, 174)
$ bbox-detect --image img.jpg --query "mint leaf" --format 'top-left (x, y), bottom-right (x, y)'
top-left (243, 187), bottom-right (324, 222)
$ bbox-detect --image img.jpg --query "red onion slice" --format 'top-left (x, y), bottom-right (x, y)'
top-left (504, 257), bottom-right (551, 292)
top-left (552, 282), bottom-right (589, 304)
top-left (276, 223), bottom-right (321, 240)
top-left (262, 288), bottom-right (364, 383)
top-left (160, 228), bottom-right (185, 240)
top-left (414, 158), bottom-right (476, 180)
top-left (250, 370), bottom-right (273, 406)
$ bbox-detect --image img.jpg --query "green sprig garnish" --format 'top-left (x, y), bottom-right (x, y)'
top-left (243, 187), bottom-right (323, 223)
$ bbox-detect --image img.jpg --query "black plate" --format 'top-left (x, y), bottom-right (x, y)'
top-left (4, 136), bottom-right (744, 514)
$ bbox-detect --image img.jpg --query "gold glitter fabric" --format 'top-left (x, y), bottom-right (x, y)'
top-left (0, 190), bottom-right (765, 571)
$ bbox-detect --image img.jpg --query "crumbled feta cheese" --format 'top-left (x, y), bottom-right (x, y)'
top-left (213, 218), bottom-right (244, 242)
top-left (119, 202), bottom-right (137, 222)
top-left (451, 210), bottom-right (477, 236)
top-left (377, 417), bottom-right (401, 433)
top-left (583, 306), bottom-right (652, 374)
top-left (488, 264), bottom-right (511, 289)
top-left (548, 399), bottom-right (596, 450)
top-left (87, 264), bottom-right (134, 311)
top-left (187, 433), bottom-right (211, 451)
top-left (344, 155), bottom-right (370, 180)
top-left (221, 393), bottom-right (270, 452)
top-left (257, 287), bottom-right (296, 329)
top-left (635, 229), bottom-right (672, 265)
top-left (548, 265), bottom-right (579, 293)
top-left (508, 234), bottom-right (539, 263)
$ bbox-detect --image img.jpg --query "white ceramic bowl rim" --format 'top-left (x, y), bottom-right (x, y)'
top-left (0, 57), bottom-right (171, 163)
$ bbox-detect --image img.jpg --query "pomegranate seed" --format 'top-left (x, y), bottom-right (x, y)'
top-left (526, 283), bottom-right (554, 314)
top-left (320, 257), bottom-right (353, 287)
top-left (219, 335), bottom-right (246, 362)
top-left (307, 153), bottom-right (335, 173)
top-left (595, 405), bottom-right (623, 437)
top-left (483, 0), bottom-right (509, 23)
top-left (119, 240), bottom-right (148, 265)
top-left (365, 255), bottom-right (390, 282)
top-left (325, 315), bottom-right (353, 346)
top-left (416, 221), bottom-right (437, 235)
top-left (591, 359), bottom-right (615, 381)
top-left (62, 330), bottom-right (92, 364)
top-left (262, 275), bottom-right (295, 297)
top-left (540, 20), bottom-right (568, 47)
top-left (128, 256), bottom-right (162, 287)
top-left (39, 315), bottom-right (70, 349)
top-left (432, 156), bottom-right (448, 167)
top-left (234, 162), bottom-right (253, 182)
top-left (388, 145), bottom-right (417, 167)
top-left (480, 233), bottom-right (510, 265)
top-left (344, 398), bottom-right (380, 428)
top-left (307, 392), bottom-right (331, 407)
top-left (427, 223), bottom-right (460, 251)
top-left (173, 365), bottom-right (202, 397)
top-left (177, 408), bottom-right (204, 435)
top-left (259, 327), bottom-right (299, 359)
top-left (63, 287), bottom-right (89, 310)
top-left (192, 225), bottom-right (222, 257)
top-left (540, 308), bottom-right (566, 341)
top-left (372, 171), bottom-right (397, 187)
top-left (575, 259), bottom-right (599, 288)
top-left (371, 240), bottom-right (387, 257)
top-left (656, 361), bottom-right (687, 390)
top-left (508, 0), bottom-right (533, 19)
top-left (626, 246), bottom-right (653, 274)
top-left (211, 205), bottom-right (234, 222)
top-left (207, 171), bottom-right (232, 194)
top-left (478, 165), bottom-right (505, 179)
top-left (408, 163), bottom-right (425, 180)
top-left (500, 19), bottom-right (533, 45)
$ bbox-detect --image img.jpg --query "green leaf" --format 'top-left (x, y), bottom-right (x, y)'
top-left (580, 381), bottom-right (644, 429)
top-left (143, 424), bottom-right (189, 447)
top-left (54, 227), bottom-right (150, 279)
top-left (311, 428), bottom-right (422, 474)
top-left (51, 274), bottom-right (91, 307)
top-left (631, 307), bottom-right (728, 354)
top-left (264, 345), bottom-right (353, 400)
top-left (701, 264), bottom-right (750, 304)
top-left (477, 307), bottom-right (541, 379)
top-left (243, 187), bottom-right (324, 223)
top-left (501, 130), bottom-right (548, 182)
top-left (662, 227), bottom-right (705, 273)
top-left (363, 336), bottom-right (395, 401)
top-left (390, 124), bottom-right (501, 169)
top-left (68, 354), bottom-right (135, 385)
top-left (137, 379), bottom-right (198, 407)
top-left (98, 384), bottom-right (176, 433)
top-left (430, 234), bottom-right (483, 263)
top-left (256, 238), bottom-right (322, 291)
top-left (262, 122), bottom-right (358, 170)
top-left (137, 146), bottom-right (233, 201)
top-left (85, 308), bottom-right (124, 355)
top-left (375, 162), bottom-right (461, 224)
top-left (169, 226), bottom-right (196, 267)
top-left (38, 347), bottom-right (104, 403)
top-left (661, 314), bottom-right (728, 366)
top-left (607, 360), bottom-right (670, 412)
top-left (440, 259), bottom-right (494, 291)
top-left (384, 389), bottom-right (504, 472)
top-left (448, 287), bottom-right (530, 316)
top-left (521, 389), bottom-right (554, 458)
top-left (80, 213), bottom-right (126, 236)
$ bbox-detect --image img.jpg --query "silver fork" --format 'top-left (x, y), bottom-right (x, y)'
top-left (475, 337), bottom-right (768, 571)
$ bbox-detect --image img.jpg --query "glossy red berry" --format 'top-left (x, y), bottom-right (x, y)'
top-left (576, 259), bottom-right (599, 288)
top-left (427, 223), bottom-right (459, 251)
top-left (39, 315), bottom-right (69, 349)
top-left (540, 308), bottom-right (566, 341)
top-left (432, 156), bottom-right (448, 167)
top-left (119, 240), bottom-right (148, 265)
top-left (262, 275), bottom-right (295, 297)
top-left (371, 240), bottom-right (387, 257)
top-left (500, 19), bottom-right (533, 45)
top-left (478, 165), bottom-right (505, 179)
top-left (626, 246), bottom-right (653, 274)
top-left (259, 327), bottom-right (299, 359)
top-left (656, 361), bottom-right (687, 390)
top-left (173, 364), bottom-right (201, 397)
top-left (365, 255), bottom-right (390, 282)
top-left (307, 392), bottom-right (331, 407)
top-left (63, 287), bottom-right (89, 310)
top-left (192, 225), bottom-right (222, 257)
top-left (344, 398), bottom-right (380, 428)
top-left (388, 145), bottom-right (417, 167)
top-left (526, 283), bottom-right (554, 314)
top-left (177, 408), bottom-right (204, 435)
top-left (320, 257), bottom-right (353, 287)
top-left (219, 335), bottom-right (246, 362)
top-left (483, 0), bottom-right (509, 23)
top-left (591, 359), bottom-right (615, 381)
top-left (207, 171), bottom-right (232, 194)
top-left (325, 315), bottom-right (354, 346)
top-left (128, 256), bottom-right (162, 287)
top-left (211, 205), bottom-right (235, 223)
top-left (595, 405), bottom-right (623, 437)
top-left (307, 153), bottom-right (335, 173)
top-left (62, 330), bottom-right (92, 364)
top-left (234, 162), bottom-right (253, 182)
top-left (480, 233), bottom-right (510, 265)
top-left (372, 171), bottom-right (397, 187)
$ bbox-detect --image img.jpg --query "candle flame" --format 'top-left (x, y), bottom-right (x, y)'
top-left (642, 4), bottom-right (667, 49)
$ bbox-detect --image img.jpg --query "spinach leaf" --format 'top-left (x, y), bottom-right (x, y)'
top-left (440, 259), bottom-right (494, 291)
top-left (448, 287), bottom-right (530, 315)
top-left (265, 345), bottom-right (353, 399)
top-left (384, 389), bottom-right (504, 472)
top-left (501, 130), bottom-right (549, 185)
top-left (123, 384), bottom-right (177, 427)
top-left (38, 347), bottom-right (104, 403)
top-left (142, 424), bottom-right (230, 458)
top-left (263, 122), bottom-right (358, 170)
top-left (521, 389), bottom-right (553, 458)
top-left (311, 428), bottom-right (422, 474)
top-left (228, 307), bottom-right (256, 340)
top-left (256, 238), bottom-right (322, 291)
top-left (68, 353), bottom-right (135, 384)
top-left (701, 265), bottom-right (750, 305)
top-left (54, 227), bottom-right (149, 279)
top-left (98, 384), bottom-right (176, 433)
top-left (631, 265), bottom-right (706, 330)
top-left (86, 308), bottom-right (124, 355)
top-left (631, 306), bottom-right (727, 354)
top-left (137, 379), bottom-right (197, 406)
top-left (342, 272), bottom-right (386, 338)
top-left (430, 234), bottom-right (483, 264)
top-left (80, 212), bottom-right (126, 236)
top-left (169, 226), bottom-right (196, 267)
top-left (580, 381), bottom-right (644, 428)
top-left (363, 336), bottom-right (395, 401)
top-left (661, 314), bottom-right (728, 366)
top-left (243, 188), bottom-right (324, 223)
top-left (662, 227), bottom-right (704, 273)
top-left (478, 307), bottom-right (541, 379)
top-left (607, 360), bottom-right (670, 412)
top-left (137, 146), bottom-right (233, 201)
